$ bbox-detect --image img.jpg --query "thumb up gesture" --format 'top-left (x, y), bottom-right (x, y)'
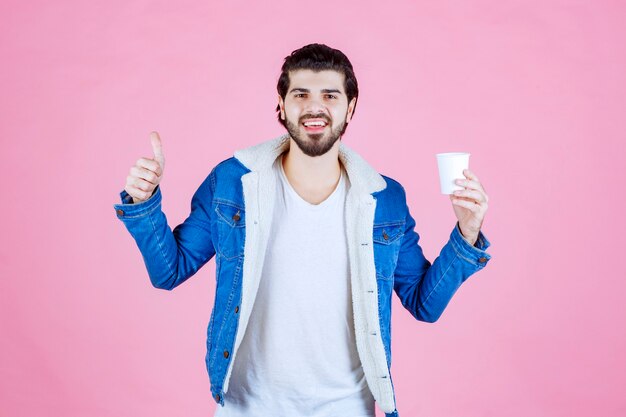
top-left (124, 131), bottom-right (166, 204)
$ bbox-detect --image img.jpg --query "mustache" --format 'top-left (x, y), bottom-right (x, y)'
top-left (300, 114), bottom-right (331, 123)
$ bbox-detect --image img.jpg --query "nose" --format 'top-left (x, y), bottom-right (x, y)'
top-left (304, 96), bottom-right (326, 115)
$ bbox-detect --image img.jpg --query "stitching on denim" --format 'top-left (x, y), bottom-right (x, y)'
top-left (210, 169), bottom-right (216, 194)
top-left (211, 256), bottom-right (243, 376)
top-left (210, 255), bottom-right (243, 370)
top-left (118, 199), bottom-right (161, 219)
top-left (225, 255), bottom-right (243, 315)
top-left (207, 258), bottom-right (221, 356)
top-left (373, 229), bottom-right (404, 245)
top-left (374, 238), bottom-right (401, 279)
top-left (148, 208), bottom-right (176, 283)
top-left (418, 255), bottom-right (457, 316)
top-left (208, 257), bottom-right (222, 371)
top-left (453, 228), bottom-right (490, 262)
top-left (213, 198), bottom-right (244, 210)
top-left (377, 287), bottom-right (392, 366)
top-left (215, 205), bottom-right (246, 227)
top-left (216, 229), bottom-right (244, 261)
top-left (376, 271), bottom-right (393, 281)
top-left (451, 237), bottom-right (480, 265)
top-left (373, 220), bottom-right (405, 228)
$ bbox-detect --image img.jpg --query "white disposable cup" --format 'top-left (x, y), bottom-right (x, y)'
top-left (436, 152), bottom-right (470, 194)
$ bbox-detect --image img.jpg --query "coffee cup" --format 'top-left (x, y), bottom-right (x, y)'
top-left (436, 152), bottom-right (470, 194)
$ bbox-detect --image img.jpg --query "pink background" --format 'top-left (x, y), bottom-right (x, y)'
top-left (2, 1), bottom-right (625, 416)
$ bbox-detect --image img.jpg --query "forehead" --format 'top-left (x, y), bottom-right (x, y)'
top-left (287, 69), bottom-right (346, 92)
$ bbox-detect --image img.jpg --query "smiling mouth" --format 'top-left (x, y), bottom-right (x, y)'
top-left (302, 118), bottom-right (329, 132)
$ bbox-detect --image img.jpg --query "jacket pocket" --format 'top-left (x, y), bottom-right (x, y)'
top-left (372, 221), bottom-right (404, 280)
top-left (215, 202), bottom-right (246, 260)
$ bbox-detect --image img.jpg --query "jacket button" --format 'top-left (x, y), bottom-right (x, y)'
top-left (382, 231), bottom-right (389, 240)
top-left (232, 212), bottom-right (240, 221)
top-left (214, 394), bottom-right (221, 402)
top-left (223, 350), bottom-right (229, 358)
top-left (478, 257), bottom-right (487, 263)
top-left (116, 209), bottom-right (124, 216)
top-left (234, 306), bottom-right (239, 314)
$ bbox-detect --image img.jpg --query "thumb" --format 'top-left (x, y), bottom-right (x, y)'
top-left (150, 131), bottom-right (165, 167)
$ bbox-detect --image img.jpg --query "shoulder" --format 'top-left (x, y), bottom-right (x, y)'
top-left (371, 174), bottom-right (409, 222)
top-left (198, 156), bottom-right (249, 188)
top-left (381, 174), bottom-right (406, 194)
top-left (201, 156), bottom-right (249, 207)
top-left (212, 156), bottom-right (250, 178)
top-left (376, 174), bottom-right (408, 202)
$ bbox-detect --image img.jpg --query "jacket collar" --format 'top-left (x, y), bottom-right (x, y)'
top-left (233, 133), bottom-right (387, 194)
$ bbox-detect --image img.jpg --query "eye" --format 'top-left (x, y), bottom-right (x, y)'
top-left (325, 94), bottom-right (337, 99)
top-left (295, 93), bottom-right (306, 98)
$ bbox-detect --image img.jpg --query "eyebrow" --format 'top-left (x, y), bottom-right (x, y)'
top-left (289, 88), bottom-right (343, 95)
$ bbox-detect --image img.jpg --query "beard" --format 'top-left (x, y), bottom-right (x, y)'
top-left (284, 112), bottom-right (348, 157)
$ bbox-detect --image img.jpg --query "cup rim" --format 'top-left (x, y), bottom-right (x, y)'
top-left (436, 152), bottom-right (470, 157)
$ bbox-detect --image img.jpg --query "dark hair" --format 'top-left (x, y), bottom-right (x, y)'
top-left (275, 43), bottom-right (359, 128)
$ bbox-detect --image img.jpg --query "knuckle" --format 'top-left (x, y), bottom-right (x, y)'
top-left (127, 188), bottom-right (140, 200)
top-left (143, 168), bottom-right (153, 179)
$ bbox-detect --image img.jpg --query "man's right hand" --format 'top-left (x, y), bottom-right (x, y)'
top-left (124, 131), bottom-right (166, 204)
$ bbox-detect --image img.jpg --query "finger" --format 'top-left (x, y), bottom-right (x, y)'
top-left (150, 131), bottom-right (165, 165)
top-left (136, 157), bottom-right (162, 177)
top-left (462, 169), bottom-right (487, 194)
top-left (451, 197), bottom-right (482, 212)
top-left (452, 195), bottom-right (478, 205)
top-left (455, 178), bottom-right (483, 191)
top-left (127, 175), bottom-right (154, 192)
top-left (125, 184), bottom-right (153, 202)
top-left (452, 188), bottom-right (485, 203)
top-left (463, 169), bottom-right (480, 183)
top-left (130, 166), bottom-right (159, 185)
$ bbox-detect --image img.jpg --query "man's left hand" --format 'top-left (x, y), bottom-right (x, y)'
top-left (449, 169), bottom-right (489, 246)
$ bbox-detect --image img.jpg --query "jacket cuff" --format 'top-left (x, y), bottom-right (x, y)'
top-left (450, 221), bottom-right (492, 269)
top-left (113, 186), bottom-right (162, 219)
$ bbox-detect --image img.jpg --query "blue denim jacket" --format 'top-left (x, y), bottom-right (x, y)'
top-left (113, 134), bottom-right (492, 417)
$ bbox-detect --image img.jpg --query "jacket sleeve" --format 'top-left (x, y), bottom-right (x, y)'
top-left (392, 186), bottom-right (492, 323)
top-left (112, 170), bottom-right (217, 290)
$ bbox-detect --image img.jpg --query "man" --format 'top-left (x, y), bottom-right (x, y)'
top-left (114, 43), bottom-right (492, 417)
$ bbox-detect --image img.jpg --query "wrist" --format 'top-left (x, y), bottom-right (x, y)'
top-left (457, 224), bottom-right (478, 246)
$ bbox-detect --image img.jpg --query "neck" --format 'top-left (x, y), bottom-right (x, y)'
top-left (281, 137), bottom-right (342, 193)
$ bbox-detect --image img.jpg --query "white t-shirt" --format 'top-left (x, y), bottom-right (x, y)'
top-left (214, 154), bottom-right (375, 417)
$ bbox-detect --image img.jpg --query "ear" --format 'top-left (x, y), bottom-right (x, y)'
top-left (277, 94), bottom-right (285, 120)
top-left (346, 97), bottom-right (357, 124)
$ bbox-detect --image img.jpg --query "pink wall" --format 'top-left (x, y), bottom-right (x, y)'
top-left (2, 1), bottom-right (624, 416)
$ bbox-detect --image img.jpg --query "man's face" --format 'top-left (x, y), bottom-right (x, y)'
top-left (278, 69), bottom-right (357, 157)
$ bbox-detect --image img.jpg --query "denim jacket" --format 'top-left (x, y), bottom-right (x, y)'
top-left (113, 133), bottom-right (492, 417)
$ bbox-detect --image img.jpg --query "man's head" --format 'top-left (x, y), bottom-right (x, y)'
top-left (276, 43), bottom-right (359, 157)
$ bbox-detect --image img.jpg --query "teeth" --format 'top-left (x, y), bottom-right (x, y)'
top-left (304, 121), bottom-right (326, 127)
